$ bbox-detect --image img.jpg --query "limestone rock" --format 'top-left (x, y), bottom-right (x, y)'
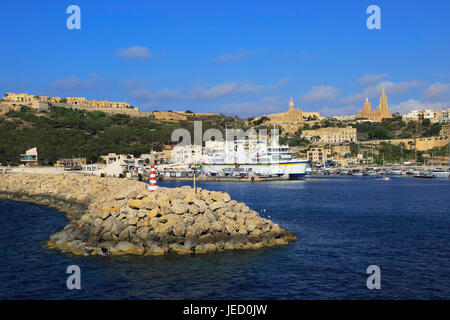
top-left (209, 201), bottom-right (226, 211)
top-left (0, 173), bottom-right (295, 257)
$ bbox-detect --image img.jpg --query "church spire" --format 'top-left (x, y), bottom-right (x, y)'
top-left (379, 86), bottom-right (390, 118)
top-left (289, 97), bottom-right (294, 111)
top-left (363, 97), bottom-right (371, 112)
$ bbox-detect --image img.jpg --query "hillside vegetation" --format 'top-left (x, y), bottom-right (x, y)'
top-left (0, 106), bottom-right (237, 165)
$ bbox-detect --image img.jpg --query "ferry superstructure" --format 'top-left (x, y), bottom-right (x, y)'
top-left (202, 136), bottom-right (307, 179)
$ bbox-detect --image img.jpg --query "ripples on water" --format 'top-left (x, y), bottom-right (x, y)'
top-left (0, 177), bottom-right (449, 299)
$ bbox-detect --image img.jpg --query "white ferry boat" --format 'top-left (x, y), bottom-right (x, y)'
top-left (202, 136), bottom-right (308, 179)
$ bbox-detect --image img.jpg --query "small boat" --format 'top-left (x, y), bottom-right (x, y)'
top-left (430, 168), bottom-right (450, 178)
top-left (388, 169), bottom-right (402, 176)
top-left (414, 172), bottom-right (435, 179)
top-left (351, 169), bottom-right (363, 176)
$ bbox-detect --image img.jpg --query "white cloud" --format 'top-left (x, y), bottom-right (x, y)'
top-left (116, 46), bottom-right (152, 60)
top-left (423, 82), bottom-right (450, 101)
top-left (219, 96), bottom-right (286, 117)
top-left (390, 99), bottom-right (449, 114)
top-left (49, 75), bottom-right (101, 90)
top-left (269, 77), bottom-right (294, 90)
top-left (191, 81), bottom-right (261, 100)
top-left (341, 80), bottom-right (424, 104)
top-left (357, 73), bottom-right (388, 85)
top-left (389, 99), bottom-right (423, 114)
top-left (301, 85), bottom-right (339, 104)
top-left (128, 81), bottom-right (262, 104)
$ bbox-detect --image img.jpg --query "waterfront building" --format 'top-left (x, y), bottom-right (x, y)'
top-left (81, 164), bottom-right (99, 172)
top-left (355, 87), bottom-right (391, 122)
top-left (171, 145), bottom-right (203, 165)
top-left (307, 148), bottom-right (331, 165)
top-left (301, 126), bottom-right (357, 143)
top-left (20, 147), bottom-right (38, 166)
top-left (55, 157), bottom-right (87, 169)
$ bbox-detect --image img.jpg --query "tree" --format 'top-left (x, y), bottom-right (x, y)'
top-left (372, 126), bottom-right (392, 139)
top-left (422, 118), bottom-right (431, 127)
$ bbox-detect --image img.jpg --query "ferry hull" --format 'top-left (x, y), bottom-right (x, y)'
top-left (288, 173), bottom-right (306, 180)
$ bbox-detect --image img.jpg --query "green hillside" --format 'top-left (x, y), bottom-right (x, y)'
top-left (0, 106), bottom-right (238, 165)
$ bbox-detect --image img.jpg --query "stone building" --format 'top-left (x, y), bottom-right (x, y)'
top-left (355, 87), bottom-right (391, 122)
top-left (440, 124), bottom-right (450, 137)
top-left (55, 157), bottom-right (87, 169)
top-left (434, 109), bottom-right (450, 123)
top-left (331, 144), bottom-right (351, 157)
top-left (152, 111), bottom-right (187, 121)
top-left (360, 136), bottom-right (449, 152)
top-left (1, 93), bottom-right (133, 110)
top-left (263, 98), bottom-right (322, 134)
top-left (307, 148), bottom-right (331, 165)
top-left (269, 97), bottom-right (303, 123)
top-left (302, 126), bottom-right (357, 143)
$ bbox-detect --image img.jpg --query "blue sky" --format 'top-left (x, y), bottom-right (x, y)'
top-left (0, 0), bottom-right (449, 117)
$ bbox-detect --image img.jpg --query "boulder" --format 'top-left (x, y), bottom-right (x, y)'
top-left (128, 199), bottom-right (142, 209)
top-left (209, 201), bottom-right (226, 211)
top-left (172, 199), bottom-right (189, 215)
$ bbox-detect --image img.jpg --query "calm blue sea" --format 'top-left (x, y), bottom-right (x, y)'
top-left (0, 176), bottom-right (449, 299)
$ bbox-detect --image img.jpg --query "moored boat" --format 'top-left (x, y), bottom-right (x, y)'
top-left (414, 172), bottom-right (435, 179)
top-left (430, 168), bottom-right (450, 178)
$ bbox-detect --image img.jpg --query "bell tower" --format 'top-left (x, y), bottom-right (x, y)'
top-left (378, 87), bottom-right (390, 118)
top-left (363, 97), bottom-right (371, 112)
top-left (289, 97), bottom-right (294, 112)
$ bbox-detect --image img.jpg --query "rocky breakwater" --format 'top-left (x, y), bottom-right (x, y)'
top-left (0, 173), bottom-right (297, 256)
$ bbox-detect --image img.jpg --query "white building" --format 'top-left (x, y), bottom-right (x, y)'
top-left (20, 147), bottom-right (38, 166)
top-left (434, 108), bottom-right (450, 123)
top-left (171, 145), bottom-right (203, 165)
top-left (404, 109), bottom-right (435, 120)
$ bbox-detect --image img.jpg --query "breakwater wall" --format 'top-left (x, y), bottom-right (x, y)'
top-left (0, 173), bottom-right (296, 256)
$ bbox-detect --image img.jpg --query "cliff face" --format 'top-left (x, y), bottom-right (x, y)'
top-left (0, 173), bottom-right (296, 256)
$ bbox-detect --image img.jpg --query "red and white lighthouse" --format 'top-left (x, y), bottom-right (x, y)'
top-left (148, 165), bottom-right (158, 192)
